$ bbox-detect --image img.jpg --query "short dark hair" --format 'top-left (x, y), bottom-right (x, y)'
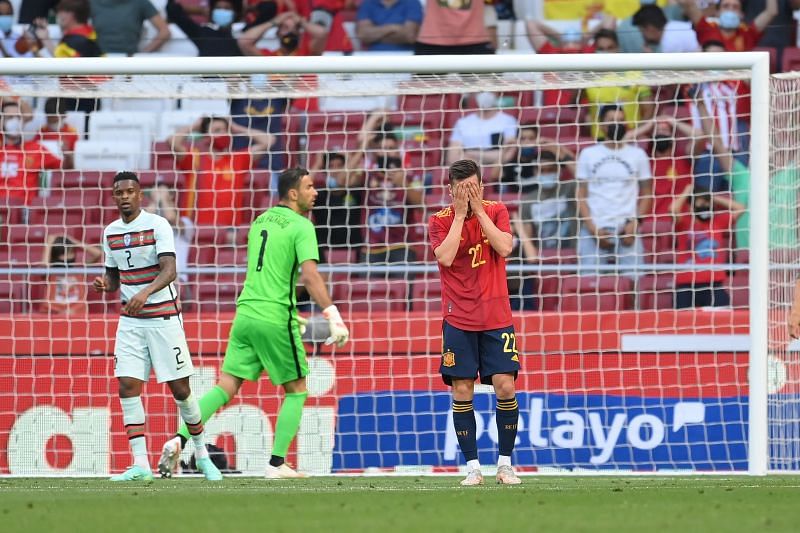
top-left (449, 159), bottom-right (481, 184)
top-left (325, 152), bottom-right (346, 166)
top-left (50, 236), bottom-right (71, 263)
top-left (599, 104), bottom-right (624, 122)
top-left (377, 156), bottom-right (402, 170)
top-left (113, 171), bottom-right (139, 185)
top-left (594, 28), bottom-right (619, 46)
top-left (539, 150), bottom-right (558, 164)
top-left (56, 0), bottom-right (90, 23)
top-left (0, 0), bottom-right (13, 12)
top-left (44, 97), bottom-right (67, 116)
top-left (1, 100), bottom-right (19, 113)
top-left (278, 167), bottom-right (308, 199)
top-left (201, 115), bottom-right (230, 134)
top-left (702, 39), bottom-right (726, 51)
top-left (633, 5), bottom-right (667, 29)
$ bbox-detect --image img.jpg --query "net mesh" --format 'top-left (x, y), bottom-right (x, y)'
top-left (0, 65), bottom-right (764, 475)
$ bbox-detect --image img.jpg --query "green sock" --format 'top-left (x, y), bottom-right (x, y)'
top-left (271, 391), bottom-right (308, 459)
top-left (177, 385), bottom-right (230, 440)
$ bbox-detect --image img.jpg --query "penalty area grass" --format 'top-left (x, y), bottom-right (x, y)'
top-left (1, 476), bottom-right (799, 532)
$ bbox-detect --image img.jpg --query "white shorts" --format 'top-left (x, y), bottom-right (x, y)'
top-left (114, 318), bottom-right (194, 383)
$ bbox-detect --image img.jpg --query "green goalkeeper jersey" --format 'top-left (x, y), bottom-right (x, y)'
top-left (236, 205), bottom-right (320, 323)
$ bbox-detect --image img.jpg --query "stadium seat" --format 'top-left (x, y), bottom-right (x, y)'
top-left (325, 249), bottom-right (357, 264)
top-left (754, 46), bottom-right (778, 73)
top-left (74, 141), bottom-right (141, 171)
top-left (157, 110), bottom-right (204, 142)
top-left (7, 224), bottom-right (49, 244)
top-left (88, 111), bottom-right (158, 168)
top-left (519, 106), bottom-right (582, 126)
top-left (306, 112), bottom-right (366, 135)
top-left (638, 273), bottom-right (676, 310)
top-left (559, 275), bottom-right (635, 312)
top-left (333, 278), bottom-right (409, 312)
top-left (215, 247), bottom-right (248, 267)
top-left (49, 170), bottom-right (109, 189)
top-left (782, 47), bottom-right (800, 73)
top-left (399, 93), bottom-right (460, 113)
top-left (179, 81), bottom-right (230, 115)
top-left (195, 275), bottom-right (241, 312)
top-left (27, 195), bottom-right (101, 226)
top-left (410, 276), bottom-right (441, 311)
top-left (0, 281), bottom-right (27, 312)
top-left (639, 218), bottom-right (675, 264)
top-left (728, 270), bottom-right (748, 308)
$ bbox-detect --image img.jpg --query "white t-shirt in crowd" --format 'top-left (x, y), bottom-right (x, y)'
top-left (661, 21), bottom-right (700, 53)
top-left (576, 143), bottom-right (651, 230)
top-left (450, 111), bottom-right (518, 150)
top-left (175, 216), bottom-right (194, 283)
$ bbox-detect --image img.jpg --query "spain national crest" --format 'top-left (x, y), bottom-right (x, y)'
top-left (123, 234), bottom-right (131, 247)
top-left (442, 351), bottom-right (455, 367)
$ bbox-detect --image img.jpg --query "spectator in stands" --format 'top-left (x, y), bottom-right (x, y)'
top-left (27, 0), bottom-right (103, 57)
top-left (746, 0), bottom-right (799, 67)
top-left (415, 0), bottom-right (493, 55)
top-left (361, 154), bottom-right (423, 266)
top-left (144, 183), bottom-right (194, 284)
top-left (670, 183), bottom-right (744, 308)
top-left (526, 21), bottom-right (594, 107)
top-left (576, 105), bottom-right (652, 276)
top-left (239, 10), bottom-right (326, 113)
top-left (688, 45), bottom-right (750, 190)
top-left (502, 124), bottom-right (576, 195)
top-left (18, 0), bottom-right (57, 23)
top-left (239, 10), bottom-right (327, 56)
top-left (511, 150), bottom-right (577, 252)
top-left (0, 101), bottom-right (62, 205)
top-left (356, 0), bottom-right (422, 52)
top-left (613, 4), bottom-right (700, 53)
top-left (91, 0), bottom-right (171, 55)
top-left (34, 97), bottom-right (78, 169)
top-left (166, 0), bottom-right (243, 56)
top-left (313, 152), bottom-right (365, 262)
top-left (26, 0), bottom-right (103, 118)
top-left (622, 115), bottom-right (700, 221)
top-left (169, 115), bottom-right (274, 227)
top-left (358, 110), bottom-right (404, 170)
top-left (39, 234), bottom-right (102, 315)
top-left (447, 92), bottom-right (518, 183)
top-left (678, 0), bottom-right (778, 51)
top-left (581, 29), bottom-right (655, 139)
top-left (0, 0), bottom-right (34, 57)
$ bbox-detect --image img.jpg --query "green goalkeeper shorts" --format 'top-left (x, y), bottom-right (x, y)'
top-left (221, 312), bottom-right (308, 385)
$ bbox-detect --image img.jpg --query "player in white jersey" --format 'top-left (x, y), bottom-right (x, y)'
top-left (93, 171), bottom-right (222, 482)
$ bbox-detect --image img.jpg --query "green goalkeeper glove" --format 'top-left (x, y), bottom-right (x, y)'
top-left (322, 305), bottom-right (349, 347)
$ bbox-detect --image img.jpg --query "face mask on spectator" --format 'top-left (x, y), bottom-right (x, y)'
top-left (475, 92), bottom-right (497, 110)
top-left (0, 16), bottom-right (13, 33)
top-left (718, 10), bottom-right (741, 29)
top-left (654, 135), bottom-right (673, 153)
top-left (281, 32), bottom-right (300, 52)
top-left (4, 118), bottom-right (22, 140)
top-left (326, 175), bottom-right (339, 188)
top-left (605, 122), bottom-right (627, 141)
top-left (211, 8), bottom-right (235, 27)
top-left (538, 172), bottom-right (559, 189)
top-left (520, 147), bottom-right (537, 161)
top-left (211, 134), bottom-right (230, 150)
top-left (694, 200), bottom-right (712, 220)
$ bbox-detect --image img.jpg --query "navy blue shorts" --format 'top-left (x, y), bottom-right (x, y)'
top-left (440, 320), bottom-right (520, 386)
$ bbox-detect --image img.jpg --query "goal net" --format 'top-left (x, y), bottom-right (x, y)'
top-left (0, 54), bottom-right (773, 476)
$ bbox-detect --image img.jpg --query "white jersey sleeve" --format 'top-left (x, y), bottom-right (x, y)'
top-left (103, 229), bottom-right (118, 268)
top-left (154, 216), bottom-right (177, 257)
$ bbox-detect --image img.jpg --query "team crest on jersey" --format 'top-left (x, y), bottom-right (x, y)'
top-left (123, 234), bottom-right (131, 247)
top-left (442, 351), bottom-right (456, 367)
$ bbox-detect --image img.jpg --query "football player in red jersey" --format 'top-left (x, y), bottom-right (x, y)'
top-left (428, 159), bottom-right (521, 486)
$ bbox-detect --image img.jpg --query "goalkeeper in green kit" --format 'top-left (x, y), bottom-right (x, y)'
top-left (158, 168), bottom-right (350, 479)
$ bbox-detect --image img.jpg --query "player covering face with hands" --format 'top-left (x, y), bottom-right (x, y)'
top-left (429, 160), bottom-right (522, 486)
top-left (93, 171), bottom-right (222, 482)
top-left (158, 168), bottom-right (349, 480)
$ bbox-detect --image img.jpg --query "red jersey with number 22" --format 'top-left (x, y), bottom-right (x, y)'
top-left (428, 201), bottom-right (512, 332)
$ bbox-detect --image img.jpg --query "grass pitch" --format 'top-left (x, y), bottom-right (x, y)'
top-left (2, 476), bottom-right (800, 533)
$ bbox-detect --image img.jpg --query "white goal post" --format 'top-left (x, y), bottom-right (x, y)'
top-left (0, 52), bottom-right (772, 476)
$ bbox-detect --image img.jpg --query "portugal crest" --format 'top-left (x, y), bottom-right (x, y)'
top-left (123, 234), bottom-right (131, 247)
top-left (442, 351), bottom-right (455, 367)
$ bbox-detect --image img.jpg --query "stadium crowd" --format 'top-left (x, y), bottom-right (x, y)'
top-left (0, 0), bottom-right (798, 314)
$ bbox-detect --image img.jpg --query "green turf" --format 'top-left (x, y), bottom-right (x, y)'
top-left (2, 476), bottom-right (800, 533)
